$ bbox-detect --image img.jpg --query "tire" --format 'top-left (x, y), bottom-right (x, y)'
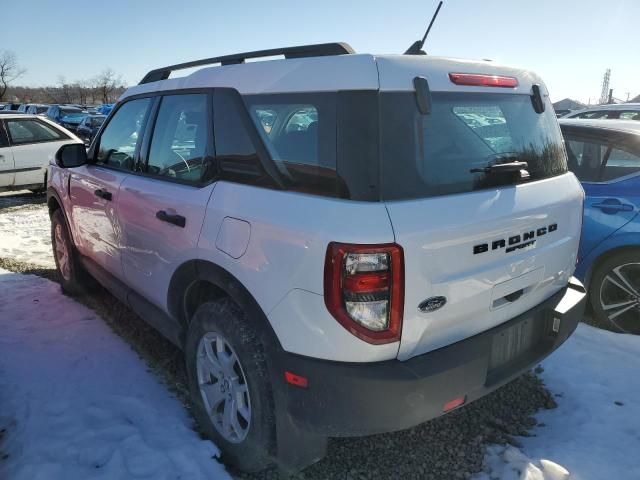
top-left (589, 250), bottom-right (640, 334)
top-left (50, 209), bottom-right (90, 295)
top-left (185, 299), bottom-right (276, 472)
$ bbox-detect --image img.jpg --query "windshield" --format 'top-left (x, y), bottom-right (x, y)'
top-left (379, 92), bottom-right (567, 200)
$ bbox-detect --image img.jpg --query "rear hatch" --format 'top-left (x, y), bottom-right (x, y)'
top-left (376, 57), bottom-right (584, 360)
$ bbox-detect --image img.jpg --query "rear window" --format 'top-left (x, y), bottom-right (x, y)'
top-left (61, 107), bottom-right (82, 115)
top-left (379, 92), bottom-right (567, 200)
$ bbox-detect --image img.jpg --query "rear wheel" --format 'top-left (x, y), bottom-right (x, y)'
top-left (185, 299), bottom-right (276, 472)
top-left (590, 251), bottom-right (640, 334)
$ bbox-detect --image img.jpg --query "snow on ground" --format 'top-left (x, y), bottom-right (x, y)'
top-left (476, 324), bottom-right (640, 480)
top-left (0, 193), bottom-right (54, 267)
top-left (0, 268), bottom-right (230, 480)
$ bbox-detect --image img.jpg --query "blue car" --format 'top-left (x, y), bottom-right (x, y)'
top-left (560, 119), bottom-right (640, 333)
top-left (45, 105), bottom-right (86, 130)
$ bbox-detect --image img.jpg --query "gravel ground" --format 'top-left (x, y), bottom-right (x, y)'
top-left (0, 256), bottom-right (558, 480)
top-left (0, 194), bottom-right (565, 479)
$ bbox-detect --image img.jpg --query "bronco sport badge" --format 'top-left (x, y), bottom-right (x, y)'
top-left (473, 223), bottom-right (558, 255)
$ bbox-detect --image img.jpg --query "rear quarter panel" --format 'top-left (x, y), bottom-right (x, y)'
top-left (197, 182), bottom-right (399, 362)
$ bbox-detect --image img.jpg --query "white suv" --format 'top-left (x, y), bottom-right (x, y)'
top-left (47, 42), bottom-right (587, 473)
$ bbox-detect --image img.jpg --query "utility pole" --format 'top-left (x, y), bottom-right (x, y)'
top-left (599, 69), bottom-right (611, 104)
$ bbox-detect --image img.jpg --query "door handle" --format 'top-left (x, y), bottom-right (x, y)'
top-left (592, 200), bottom-right (634, 213)
top-left (156, 210), bottom-right (186, 228)
top-left (94, 189), bottom-right (112, 201)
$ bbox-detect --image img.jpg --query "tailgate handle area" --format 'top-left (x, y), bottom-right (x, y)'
top-left (504, 289), bottom-right (524, 303)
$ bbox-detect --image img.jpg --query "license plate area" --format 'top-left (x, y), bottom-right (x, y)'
top-left (488, 311), bottom-right (546, 377)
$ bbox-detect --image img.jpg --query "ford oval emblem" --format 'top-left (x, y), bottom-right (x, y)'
top-left (418, 296), bottom-right (447, 313)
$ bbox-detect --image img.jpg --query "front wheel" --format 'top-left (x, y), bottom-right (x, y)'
top-left (185, 299), bottom-right (276, 472)
top-left (590, 250), bottom-right (640, 333)
top-left (51, 209), bottom-right (89, 295)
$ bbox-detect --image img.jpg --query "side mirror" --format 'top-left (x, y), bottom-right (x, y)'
top-left (56, 143), bottom-right (87, 168)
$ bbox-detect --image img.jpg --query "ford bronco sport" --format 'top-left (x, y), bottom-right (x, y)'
top-left (47, 42), bottom-right (587, 472)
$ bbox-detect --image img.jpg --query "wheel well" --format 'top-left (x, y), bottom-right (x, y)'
top-left (587, 245), bottom-right (640, 286)
top-left (183, 280), bottom-right (227, 323)
top-left (47, 196), bottom-right (60, 216)
top-left (168, 260), bottom-right (283, 349)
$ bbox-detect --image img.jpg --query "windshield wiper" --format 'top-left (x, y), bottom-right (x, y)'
top-left (470, 161), bottom-right (528, 174)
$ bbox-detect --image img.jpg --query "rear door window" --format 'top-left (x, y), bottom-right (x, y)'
top-left (564, 136), bottom-right (608, 182)
top-left (619, 111), bottom-right (640, 121)
top-left (146, 93), bottom-right (209, 183)
top-left (6, 119), bottom-right (66, 145)
top-left (602, 146), bottom-right (640, 181)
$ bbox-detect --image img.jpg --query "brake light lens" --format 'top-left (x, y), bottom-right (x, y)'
top-left (324, 243), bottom-right (404, 344)
top-left (449, 73), bottom-right (518, 88)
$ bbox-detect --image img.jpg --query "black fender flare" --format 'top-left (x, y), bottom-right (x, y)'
top-left (167, 259), bottom-right (283, 351)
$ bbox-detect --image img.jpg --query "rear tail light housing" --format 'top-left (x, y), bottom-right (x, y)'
top-left (449, 72), bottom-right (519, 88)
top-left (324, 243), bottom-right (404, 344)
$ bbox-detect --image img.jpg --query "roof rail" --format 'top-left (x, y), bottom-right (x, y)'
top-left (138, 42), bottom-right (355, 85)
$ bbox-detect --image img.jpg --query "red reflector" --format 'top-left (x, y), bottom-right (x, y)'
top-left (443, 395), bottom-right (466, 412)
top-left (449, 73), bottom-right (518, 88)
top-left (284, 371), bottom-right (308, 388)
top-left (343, 272), bottom-right (390, 293)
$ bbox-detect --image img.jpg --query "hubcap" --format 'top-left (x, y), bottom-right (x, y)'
top-left (599, 262), bottom-right (640, 333)
top-left (196, 332), bottom-right (251, 443)
top-left (54, 224), bottom-right (71, 281)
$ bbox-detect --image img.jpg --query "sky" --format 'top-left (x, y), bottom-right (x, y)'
top-left (1, 0), bottom-right (638, 104)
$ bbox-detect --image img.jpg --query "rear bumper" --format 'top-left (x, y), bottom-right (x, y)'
top-left (275, 277), bottom-right (586, 437)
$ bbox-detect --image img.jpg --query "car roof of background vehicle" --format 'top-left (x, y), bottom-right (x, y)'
top-left (0, 113), bottom-right (37, 119)
top-left (562, 103), bottom-right (640, 117)
top-left (559, 118), bottom-right (640, 135)
top-left (122, 42), bottom-right (545, 100)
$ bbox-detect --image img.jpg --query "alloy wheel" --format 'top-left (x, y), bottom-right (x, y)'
top-left (599, 262), bottom-right (640, 333)
top-left (54, 223), bottom-right (71, 281)
top-left (196, 332), bottom-right (251, 443)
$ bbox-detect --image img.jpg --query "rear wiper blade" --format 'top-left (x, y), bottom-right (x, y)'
top-left (470, 161), bottom-right (529, 175)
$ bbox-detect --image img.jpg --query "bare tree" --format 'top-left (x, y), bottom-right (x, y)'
top-left (93, 68), bottom-right (122, 104)
top-left (57, 76), bottom-right (73, 103)
top-left (0, 51), bottom-right (26, 101)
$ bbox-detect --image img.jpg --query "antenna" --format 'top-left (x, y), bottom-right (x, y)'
top-left (404, 1), bottom-right (443, 55)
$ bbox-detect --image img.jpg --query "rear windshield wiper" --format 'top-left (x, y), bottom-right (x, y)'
top-left (470, 161), bottom-right (528, 174)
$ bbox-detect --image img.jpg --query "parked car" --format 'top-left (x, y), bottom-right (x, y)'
top-left (95, 103), bottom-right (114, 116)
top-left (16, 104), bottom-right (31, 113)
top-left (2, 103), bottom-right (20, 111)
top-left (75, 114), bottom-right (106, 144)
top-left (560, 118), bottom-right (640, 333)
top-left (59, 112), bottom-right (88, 132)
top-left (26, 104), bottom-right (50, 116)
top-left (563, 103), bottom-right (640, 120)
top-left (45, 105), bottom-right (85, 126)
top-left (0, 114), bottom-right (81, 193)
top-left (48, 42), bottom-right (586, 473)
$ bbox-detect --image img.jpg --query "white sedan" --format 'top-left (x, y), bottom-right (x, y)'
top-left (0, 114), bottom-right (82, 193)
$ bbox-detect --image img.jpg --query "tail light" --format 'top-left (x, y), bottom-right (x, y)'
top-left (324, 243), bottom-right (404, 344)
top-left (449, 73), bottom-right (518, 88)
